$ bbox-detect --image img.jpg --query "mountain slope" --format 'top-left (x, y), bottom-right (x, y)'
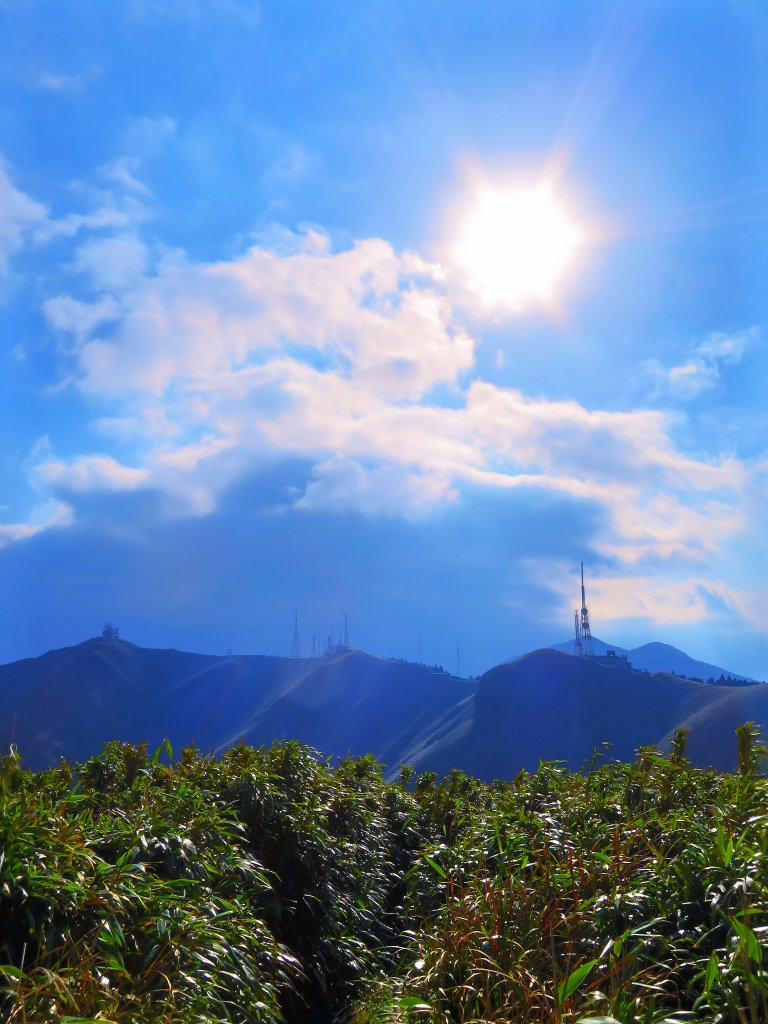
top-left (405, 649), bottom-right (768, 777)
top-left (0, 637), bottom-right (475, 771)
top-left (1, 638), bottom-right (765, 778)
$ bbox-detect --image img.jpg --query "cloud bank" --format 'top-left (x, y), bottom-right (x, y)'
top-left (0, 152), bottom-right (760, 629)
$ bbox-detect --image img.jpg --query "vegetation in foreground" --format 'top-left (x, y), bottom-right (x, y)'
top-left (1, 726), bottom-right (767, 1023)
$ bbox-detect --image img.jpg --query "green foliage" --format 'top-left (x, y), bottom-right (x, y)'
top-left (1, 727), bottom-right (767, 1023)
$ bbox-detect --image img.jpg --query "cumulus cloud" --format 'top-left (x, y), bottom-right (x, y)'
top-left (17, 224), bottom-right (750, 576)
top-left (295, 458), bottom-right (458, 519)
top-left (75, 232), bottom-right (474, 400)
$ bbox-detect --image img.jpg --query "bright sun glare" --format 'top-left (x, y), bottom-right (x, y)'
top-left (454, 185), bottom-right (584, 307)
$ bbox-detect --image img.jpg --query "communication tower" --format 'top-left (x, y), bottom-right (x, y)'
top-left (574, 562), bottom-right (593, 657)
top-left (290, 610), bottom-right (301, 659)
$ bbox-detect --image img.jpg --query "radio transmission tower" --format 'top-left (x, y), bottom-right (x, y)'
top-left (290, 610), bottom-right (301, 659)
top-left (574, 562), bottom-right (593, 657)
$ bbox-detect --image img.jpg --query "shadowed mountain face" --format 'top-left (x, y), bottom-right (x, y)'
top-left (0, 638), bottom-right (474, 773)
top-left (1, 639), bottom-right (765, 777)
top-left (407, 650), bottom-right (768, 779)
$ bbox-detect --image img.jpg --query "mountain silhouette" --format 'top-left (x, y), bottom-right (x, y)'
top-left (0, 637), bottom-right (473, 772)
top-left (1, 637), bottom-right (764, 777)
top-left (406, 649), bottom-right (768, 778)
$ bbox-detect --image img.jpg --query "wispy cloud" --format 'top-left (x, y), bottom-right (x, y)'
top-left (33, 67), bottom-right (98, 93)
top-left (0, 158), bottom-right (48, 276)
top-left (121, 115), bottom-right (177, 155)
top-left (649, 327), bottom-right (759, 399)
top-left (0, 499), bottom-right (73, 548)
top-left (72, 235), bottom-right (149, 291)
top-left (35, 454), bottom-right (149, 493)
top-left (262, 143), bottom-right (318, 187)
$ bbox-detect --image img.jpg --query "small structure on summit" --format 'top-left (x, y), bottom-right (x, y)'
top-left (590, 648), bottom-right (630, 670)
top-left (102, 622), bottom-right (120, 640)
top-left (327, 611), bottom-right (351, 655)
top-left (293, 610), bottom-right (351, 659)
top-left (574, 564), bottom-right (631, 669)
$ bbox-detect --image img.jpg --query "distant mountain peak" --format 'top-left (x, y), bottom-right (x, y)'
top-left (545, 637), bottom-right (753, 683)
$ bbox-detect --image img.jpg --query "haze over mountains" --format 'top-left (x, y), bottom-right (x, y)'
top-left (1, 635), bottom-right (765, 778)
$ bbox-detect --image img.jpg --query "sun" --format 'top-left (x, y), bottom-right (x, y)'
top-left (453, 184), bottom-right (584, 307)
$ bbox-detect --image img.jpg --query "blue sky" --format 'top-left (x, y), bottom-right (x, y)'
top-left (1, 0), bottom-right (766, 677)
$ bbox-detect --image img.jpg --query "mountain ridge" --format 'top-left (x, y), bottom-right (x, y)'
top-left (1, 637), bottom-right (765, 778)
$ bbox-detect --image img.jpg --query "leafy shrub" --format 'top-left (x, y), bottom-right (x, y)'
top-left (2, 729), bottom-right (768, 1023)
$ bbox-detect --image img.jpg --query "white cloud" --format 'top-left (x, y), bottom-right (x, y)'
top-left (36, 196), bottom-right (148, 244)
top-left (75, 232), bottom-right (474, 400)
top-left (651, 327), bottom-right (759, 398)
top-left (538, 559), bottom-right (762, 628)
top-left (27, 229), bottom-right (751, 577)
top-left (98, 157), bottom-right (152, 197)
top-left (0, 158), bottom-right (48, 276)
top-left (35, 454), bottom-right (149, 493)
top-left (575, 574), bottom-right (754, 627)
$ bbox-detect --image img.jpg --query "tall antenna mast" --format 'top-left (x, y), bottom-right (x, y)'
top-left (578, 561), bottom-right (593, 657)
top-left (456, 639), bottom-right (461, 678)
top-left (290, 610), bottom-right (301, 658)
top-left (343, 611), bottom-right (349, 648)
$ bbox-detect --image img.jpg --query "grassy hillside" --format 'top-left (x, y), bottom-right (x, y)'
top-left (1, 728), bottom-right (768, 1023)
